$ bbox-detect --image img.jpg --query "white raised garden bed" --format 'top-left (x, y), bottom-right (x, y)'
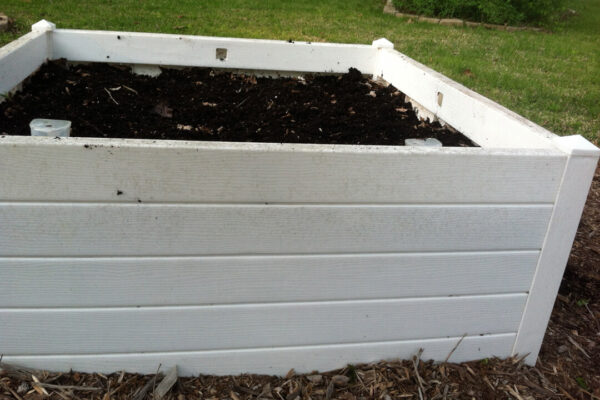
top-left (0, 20), bottom-right (598, 376)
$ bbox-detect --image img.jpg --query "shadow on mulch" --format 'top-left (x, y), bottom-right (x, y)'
top-left (1, 170), bottom-right (599, 399)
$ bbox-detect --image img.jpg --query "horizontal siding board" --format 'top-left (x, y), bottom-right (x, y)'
top-left (52, 30), bottom-right (377, 74)
top-left (0, 31), bottom-right (48, 95)
top-left (2, 334), bottom-right (516, 376)
top-left (0, 294), bottom-right (525, 355)
top-left (378, 50), bottom-right (557, 149)
top-left (0, 204), bottom-right (552, 256)
top-left (0, 252), bottom-right (539, 307)
top-left (0, 136), bottom-right (566, 203)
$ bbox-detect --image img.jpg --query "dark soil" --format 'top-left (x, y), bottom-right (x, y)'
top-left (0, 60), bottom-right (475, 146)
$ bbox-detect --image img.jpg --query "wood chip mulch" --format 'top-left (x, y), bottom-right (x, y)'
top-left (1, 167), bottom-right (599, 400)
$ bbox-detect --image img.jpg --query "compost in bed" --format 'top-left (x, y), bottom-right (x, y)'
top-left (0, 60), bottom-right (475, 146)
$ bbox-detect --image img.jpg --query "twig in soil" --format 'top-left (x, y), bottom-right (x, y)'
top-left (444, 333), bottom-right (467, 363)
top-left (567, 335), bottom-right (590, 358)
top-left (584, 303), bottom-right (600, 333)
top-left (152, 363), bottom-right (162, 399)
top-left (43, 373), bottom-right (63, 384)
top-left (512, 353), bottom-right (529, 365)
top-left (412, 349), bottom-right (427, 400)
top-left (34, 382), bottom-right (102, 392)
top-left (558, 386), bottom-right (578, 400)
top-left (104, 87), bottom-right (119, 105)
top-left (578, 387), bottom-right (600, 400)
top-left (54, 391), bottom-right (73, 400)
top-left (235, 96), bottom-right (250, 108)
top-left (122, 85), bottom-right (138, 95)
top-left (286, 383), bottom-right (302, 400)
top-left (523, 380), bottom-right (557, 397)
top-left (118, 370), bottom-right (125, 384)
top-left (155, 365), bottom-right (178, 399)
top-left (325, 380), bottom-right (334, 400)
top-left (234, 385), bottom-right (259, 396)
top-left (132, 377), bottom-right (155, 400)
top-left (108, 375), bottom-right (137, 398)
top-left (259, 382), bottom-right (271, 398)
top-left (506, 384), bottom-right (525, 400)
top-left (31, 374), bottom-right (49, 396)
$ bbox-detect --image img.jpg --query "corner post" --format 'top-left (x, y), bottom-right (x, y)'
top-left (512, 135), bottom-right (599, 364)
top-left (371, 38), bottom-right (394, 81)
top-left (31, 19), bottom-right (55, 60)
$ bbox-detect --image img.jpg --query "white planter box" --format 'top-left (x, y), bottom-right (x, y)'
top-left (0, 21), bottom-right (597, 376)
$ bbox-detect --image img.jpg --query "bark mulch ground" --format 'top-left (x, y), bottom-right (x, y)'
top-left (0, 60), bottom-right (474, 146)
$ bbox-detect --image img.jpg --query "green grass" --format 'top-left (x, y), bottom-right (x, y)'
top-left (1, 0), bottom-right (598, 142)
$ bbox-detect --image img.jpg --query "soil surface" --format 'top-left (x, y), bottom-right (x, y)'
top-left (0, 60), bottom-right (475, 146)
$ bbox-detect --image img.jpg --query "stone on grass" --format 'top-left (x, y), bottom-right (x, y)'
top-left (439, 18), bottom-right (464, 26)
top-left (0, 13), bottom-right (11, 32)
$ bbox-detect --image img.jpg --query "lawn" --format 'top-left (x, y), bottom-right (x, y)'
top-left (1, 0), bottom-right (598, 142)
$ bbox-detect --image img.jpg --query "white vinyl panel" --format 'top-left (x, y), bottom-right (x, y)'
top-left (52, 30), bottom-right (377, 73)
top-left (0, 136), bottom-right (566, 203)
top-left (0, 30), bottom-right (49, 95)
top-left (2, 333), bottom-right (516, 376)
top-left (378, 49), bottom-right (557, 149)
top-left (0, 204), bottom-right (552, 256)
top-left (0, 294), bottom-right (525, 355)
top-left (0, 251), bottom-right (539, 307)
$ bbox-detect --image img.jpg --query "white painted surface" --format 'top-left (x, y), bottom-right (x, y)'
top-left (0, 136), bottom-right (566, 203)
top-left (0, 30), bottom-right (49, 95)
top-left (377, 49), bottom-right (558, 149)
top-left (0, 203), bottom-right (552, 256)
top-left (372, 38), bottom-right (394, 49)
top-left (31, 20), bottom-right (56, 32)
top-left (512, 138), bottom-right (599, 363)
top-left (3, 333), bottom-right (516, 376)
top-left (0, 251), bottom-right (538, 307)
top-left (552, 134), bottom-right (600, 157)
top-left (52, 29), bottom-right (378, 74)
top-left (0, 294), bottom-right (525, 355)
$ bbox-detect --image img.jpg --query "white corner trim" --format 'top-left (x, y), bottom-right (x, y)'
top-left (372, 38), bottom-right (394, 49)
top-left (30, 20), bottom-right (55, 60)
top-left (512, 149), bottom-right (598, 364)
top-left (371, 39), bottom-right (394, 80)
top-left (31, 20), bottom-right (56, 32)
top-left (552, 135), bottom-right (600, 157)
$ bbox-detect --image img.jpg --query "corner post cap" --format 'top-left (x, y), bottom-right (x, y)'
top-left (552, 135), bottom-right (600, 157)
top-left (32, 20), bottom-right (56, 32)
top-left (372, 38), bottom-right (394, 49)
